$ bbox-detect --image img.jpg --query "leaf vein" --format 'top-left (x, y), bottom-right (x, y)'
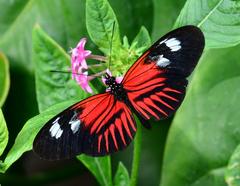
top-left (197, 0), bottom-right (224, 28)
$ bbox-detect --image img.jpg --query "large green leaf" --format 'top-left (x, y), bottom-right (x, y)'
top-left (0, 0), bottom-right (154, 73)
top-left (175, 0), bottom-right (240, 49)
top-left (86, 0), bottom-right (153, 55)
top-left (0, 52), bottom-right (10, 107)
top-left (109, 0), bottom-right (153, 41)
top-left (161, 45), bottom-right (240, 186)
top-left (86, 0), bottom-right (122, 55)
top-left (152, 0), bottom-right (186, 40)
top-left (0, 0), bottom-right (88, 71)
top-left (225, 144), bottom-right (240, 186)
top-left (130, 26), bottom-right (151, 53)
top-left (0, 99), bottom-right (77, 173)
top-left (0, 109), bottom-right (8, 157)
top-left (77, 155), bottom-right (112, 186)
top-left (33, 25), bottom-right (90, 112)
top-left (0, 0), bottom-right (29, 35)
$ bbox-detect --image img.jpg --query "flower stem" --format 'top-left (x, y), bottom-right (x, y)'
top-left (130, 121), bottom-right (142, 186)
top-left (88, 54), bottom-right (107, 62)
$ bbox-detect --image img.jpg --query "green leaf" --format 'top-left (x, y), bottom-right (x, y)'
top-left (0, 99), bottom-right (77, 173)
top-left (111, 26), bottom-right (151, 77)
top-left (77, 155), bottom-right (112, 186)
top-left (0, 0), bottom-right (88, 71)
top-left (0, 52), bottom-right (10, 107)
top-left (109, 0), bottom-right (153, 41)
top-left (130, 26), bottom-right (151, 53)
top-left (33, 25), bottom-right (91, 112)
top-left (0, 0), bottom-right (154, 72)
top-left (175, 0), bottom-right (240, 49)
top-left (114, 162), bottom-right (130, 186)
top-left (161, 45), bottom-right (240, 186)
top-left (0, 109), bottom-right (8, 157)
top-left (86, 0), bottom-right (122, 54)
top-left (225, 144), bottom-right (240, 186)
top-left (151, 0), bottom-right (185, 40)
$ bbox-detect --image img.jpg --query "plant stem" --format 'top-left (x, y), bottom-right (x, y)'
top-left (130, 121), bottom-right (142, 186)
top-left (88, 54), bottom-right (107, 61)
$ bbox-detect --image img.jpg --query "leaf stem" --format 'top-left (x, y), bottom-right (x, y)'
top-left (130, 121), bottom-right (142, 186)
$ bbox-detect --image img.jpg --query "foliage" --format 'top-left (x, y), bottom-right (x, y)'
top-left (175, 0), bottom-right (240, 49)
top-left (0, 52), bottom-right (10, 107)
top-left (161, 45), bottom-right (240, 186)
top-left (0, 109), bottom-right (8, 158)
top-left (0, 0), bottom-right (240, 186)
top-left (225, 144), bottom-right (240, 186)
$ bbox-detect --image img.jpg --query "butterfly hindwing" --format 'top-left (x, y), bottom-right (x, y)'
top-left (123, 25), bottom-right (204, 121)
top-left (33, 93), bottom-right (136, 160)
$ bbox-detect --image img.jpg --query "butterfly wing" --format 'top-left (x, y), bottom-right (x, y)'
top-left (123, 25), bottom-right (205, 121)
top-left (33, 93), bottom-right (136, 160)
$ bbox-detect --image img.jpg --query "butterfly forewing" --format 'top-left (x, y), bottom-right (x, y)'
top-left (33, 93), bottom-right (136, 160)
top-left (123, 25), bottom-right (204, 120)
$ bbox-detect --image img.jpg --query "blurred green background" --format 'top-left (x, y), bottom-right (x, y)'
top-left (1, 0), bottom-right (240, 186)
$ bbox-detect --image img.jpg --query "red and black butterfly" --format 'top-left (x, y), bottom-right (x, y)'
top-left (33, 25), bottom-right (205, 160)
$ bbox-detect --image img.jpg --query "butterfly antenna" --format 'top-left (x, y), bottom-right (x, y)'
top-left (50, 70), bottom-right (71, 74)
top-left (50, 70), bottom-right (103, 78)
top-left (108, 21), bottom-right (115, 71)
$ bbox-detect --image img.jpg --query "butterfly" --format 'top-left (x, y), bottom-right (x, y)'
top-left (33, 25), bottom-right (205, 160)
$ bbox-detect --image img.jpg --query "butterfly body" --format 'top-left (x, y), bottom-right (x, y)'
top-left (33, 26), bottom-right (205, 160)
top-left (104, 73), bottom-right (127, 101)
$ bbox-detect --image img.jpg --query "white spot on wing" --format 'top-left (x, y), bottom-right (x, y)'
top-left (70, 120), bottom-right (81, 134)
top-left (55, 129), bottom-right (63, 139)
top-left (69, 111), bottom-right (81, 134)
top-left (157, 55), bottom-right (171, 67)
top-left (49, 117), bottom-right (63, 139)
top-left (160, 38), bottom-right (181, 52)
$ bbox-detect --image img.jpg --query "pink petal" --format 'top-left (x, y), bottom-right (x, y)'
top-left (102, 76), bottom-right (107, 85)
top-left (106, 69), bottom-right (112, 76)
top-left (81, 60), bottom-right (88, 69)
top-left (73, 73), bottom-right (93, 94)
top-left (84, 50), bottom-right (92, 57)
top-left (71, 48), bottom-right (78, 56)
top-left (84, 85), bottom-right (93, 94)
top-left (80, 78), bottom-right (93, 93)
top-left (116, 76), bottom-right (123, 83)
top-left (77, 38), bottom-right (87, 49)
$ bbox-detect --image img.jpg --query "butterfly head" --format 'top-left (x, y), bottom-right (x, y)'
top-left (104, 72), bottom-right (127, 101)
top-left (104, 72), bottom-right (116, 85)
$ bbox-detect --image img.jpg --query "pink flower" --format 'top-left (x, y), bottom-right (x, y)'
top-left (71, 38), bottom-right (108, 94)
top-left (70, 37), bottom-right (125, 94)
top-left (71, 38), bottom-right (93, 93)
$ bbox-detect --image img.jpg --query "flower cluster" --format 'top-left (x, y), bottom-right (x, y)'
top-left (71, 38), bottom-right (93, 93)
top-left (70, 38), bottom-right (123, 93)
